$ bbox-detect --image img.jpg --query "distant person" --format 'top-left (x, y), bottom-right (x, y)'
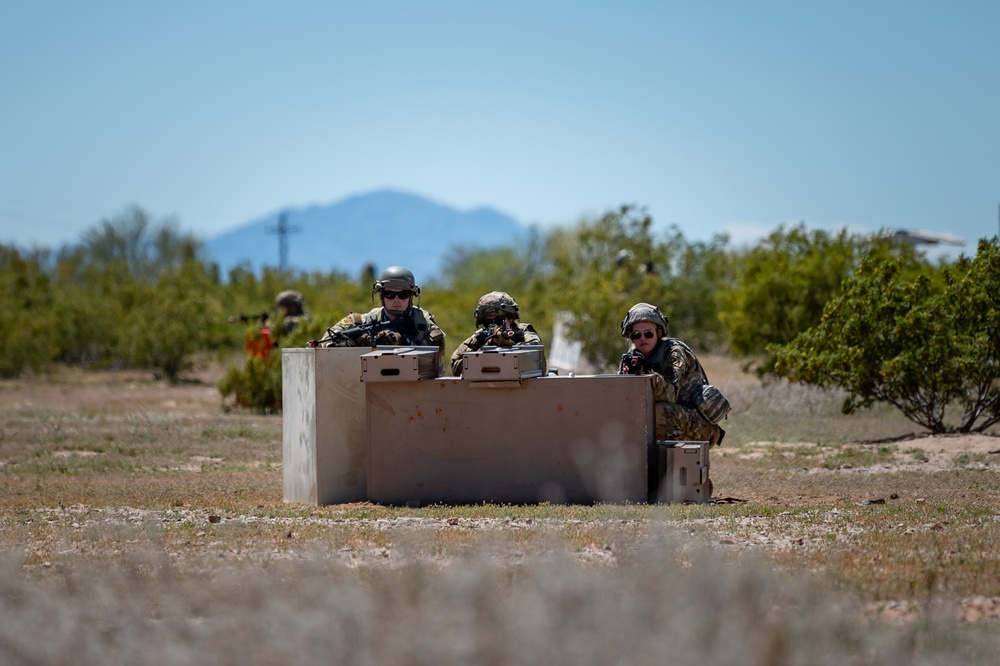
top-left (450, 291), bottom-right (544, 376)
top-left (274, 290), bottom-right (310, 336)
top-left (618, 302), bottom-right (729, 446)
top-left (227, 290), bottom-right (309, 357)
top-left (317, 265), bottom-right (446, 358)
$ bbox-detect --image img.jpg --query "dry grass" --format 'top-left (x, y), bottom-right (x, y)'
top-left (2, 361), bottom-right (1000, 664)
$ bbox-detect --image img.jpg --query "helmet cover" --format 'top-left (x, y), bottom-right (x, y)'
top-left (474, 291), bottom-right (520, 326)
top-left (275, 290), bottom-right (304, 311)
top-left (620, 302), bottom-right (669, 338)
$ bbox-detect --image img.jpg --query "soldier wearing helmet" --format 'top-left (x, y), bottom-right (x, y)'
top-left (450, 291), bottom-right (544, 376)
top-left (274, 290), bottom-right (310, 335)
top-left (319, 266), bottom-right (446, 359)
top-left (619, 302), bottom-right (729, 447)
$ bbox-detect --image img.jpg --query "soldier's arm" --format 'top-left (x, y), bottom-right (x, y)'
top-left (319, 313), bottom-right (363, 348)
top-left (650, 371), bottom-right (679, 403)
top-left (449, 335), bottom-right (480, 376)
top-left (512, 322), bottom-right (541, 346)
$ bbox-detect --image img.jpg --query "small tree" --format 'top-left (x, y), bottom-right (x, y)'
top-left (718, 224), bottom-right (927, 373)
top-left (117, 261), bottom-right (223, 382)
top-left (773, 238), bottom-right (1000, 433)
top-left (217, 318), bottom-right (326, 413)
top-left (542, 206), bottom-right (670, 370)
top-left (0, 246), bottom-right (62, 377)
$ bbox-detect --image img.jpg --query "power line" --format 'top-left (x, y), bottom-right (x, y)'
top-left (266, 211), bottom-right (300, 272)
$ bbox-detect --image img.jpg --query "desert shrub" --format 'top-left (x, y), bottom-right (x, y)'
top-left (218, 316), bottom-right (327, 413)
top-left (0, 246), bottom-right (62, 376)
top-left (115, 260), bottom-right (224, 382)
top-left (773, 238), bottom-right (1000, 433)
top-left (542, 206), bottom-right (673, 370)
top-left (718, 224), bottom-right (928, 373)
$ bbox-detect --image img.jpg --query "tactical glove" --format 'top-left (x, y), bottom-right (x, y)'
top-left (374, 330), bottom-right (403, 345)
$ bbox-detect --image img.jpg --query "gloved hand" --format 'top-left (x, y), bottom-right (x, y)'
top-left (473, 326), bottom-right (493, 347)
top-left (620, 349), bottom-right (648, 375)
top-left (374, 330), bottom-right (403, 345)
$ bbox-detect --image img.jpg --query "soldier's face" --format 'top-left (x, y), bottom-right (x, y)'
top-left (629, 321), bottom-right (659, 355)
top-left (381, 290), bottom-right (412, 317)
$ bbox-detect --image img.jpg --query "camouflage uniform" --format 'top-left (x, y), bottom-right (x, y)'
top-left (450, 321), bottom-right (544, 376)
top-left (640, 338), bottom-right (724, 446)
top-left (274, 290), bottom-right (310, 336)
top-left (318, 266), bottom-right (447, 374)
top-left (322, 306), bottom-right (445, 354)
top-left (450, 291), bottom-right (545, 377)
top-left (619, 303), bottom-right (726, 447)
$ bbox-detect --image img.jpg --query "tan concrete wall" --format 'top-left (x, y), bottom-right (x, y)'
top-left (366, 375), bottom-right (656, 505)
top-left (282, 347), bottom-right (372, 504)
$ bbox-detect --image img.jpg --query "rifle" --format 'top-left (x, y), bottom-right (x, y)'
top-left (228, 312), bottom-right (273, 358)
top-left (620, 349), bottom-right (649, 375)
top-left (308, 316), bottom-right (413, 349)
top-left (228, 312), bottom-right (270, 325)
top-left (474, 320), bottom-right (516, 347)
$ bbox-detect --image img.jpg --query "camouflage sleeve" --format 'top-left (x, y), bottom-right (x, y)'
top-left (450, 334), bottom-right (481, 376)
top-left (650, 371), bottom-right (679, 403)
top-left (319, 313), bottom-right (363, 348)
top-left (514, 322), bottom-right (542, 346)
top-left (670, 343), bottom-right (706, 406)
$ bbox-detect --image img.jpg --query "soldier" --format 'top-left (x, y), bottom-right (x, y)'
top-left (618, 302), bottom-right (729, 447)
top-left (274, 290), bottom-right (310, 336)
top-left (318, 265), bottom-right (446, 358)
top-left (450, 291), bottom-right (544, 376)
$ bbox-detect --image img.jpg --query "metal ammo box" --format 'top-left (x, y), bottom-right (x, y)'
top-left (361, 346), bottom-right (440, 382)
top-left (461, 345), bottom-right (545, 381)
top-left (654, 440), bottom-right (712, 504)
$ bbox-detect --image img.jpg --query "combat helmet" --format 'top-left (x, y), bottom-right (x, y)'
top-left (372, 266), bottom-right (420, 299)
top-left (620, 302), bottom-right (669, 338)
top-left (474, 291), bottom-right (520, 326)
top-left (275, 290), bottom-right (304, 314)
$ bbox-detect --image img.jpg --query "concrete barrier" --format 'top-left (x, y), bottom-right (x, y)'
top-left (281, 347), bottom-right (372, 504)
top-left (282, 348), bottom-right (658, 505)
top-left (365, 375), bottom-right (656, 505)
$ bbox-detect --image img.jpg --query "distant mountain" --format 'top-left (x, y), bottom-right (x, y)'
top-left (203, 189), bottom-right (528, 281)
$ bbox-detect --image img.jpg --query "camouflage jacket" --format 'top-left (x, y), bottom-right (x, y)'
top-left (626, 337), bottom-right (709, 407)
top-left (450, 322), bottom-right (543, 376)
top-left (276, 312), bottom-right (311, 337)
top-left (320, 306), bottom-right (446, 356)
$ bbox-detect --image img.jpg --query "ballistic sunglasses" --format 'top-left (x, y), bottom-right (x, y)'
top-left (382, 290), bottom-right (412, 300)
top-left (630, 330), bottom-right (657, 340)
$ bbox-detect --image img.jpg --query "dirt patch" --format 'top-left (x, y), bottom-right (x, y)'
top-left (892, 433), bottom-right (1000, 468)
top-left (0, 366), bottom-right (224, 417)
top-left (731, 435), bottom-right (1000, 473)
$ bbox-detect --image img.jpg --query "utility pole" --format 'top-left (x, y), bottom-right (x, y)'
top-left (267, 211), bottom-right (300, 273)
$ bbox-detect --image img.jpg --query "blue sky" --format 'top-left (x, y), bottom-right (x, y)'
top-left (2, 1), bottom-right (998, 260)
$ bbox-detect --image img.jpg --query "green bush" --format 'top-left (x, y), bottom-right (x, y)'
top-left (0, 246), bottom-right (62, 377)
top-left (217, 317), bottom-right (327, 413)
top-left (116, 261), bottom-right (224, 382)
top-left (717, 224), bottom-right (928, 373)
top-left (773, 238), bottom-right (1000, 433)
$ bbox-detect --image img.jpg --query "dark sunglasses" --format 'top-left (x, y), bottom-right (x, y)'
top-left (382, 290), bottom-right (412, 300)
top-left (630, 330), bottom-right (657, 340)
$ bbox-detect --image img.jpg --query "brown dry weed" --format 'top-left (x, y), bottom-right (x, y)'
top-left (2, 360), bottom-right (999, 663)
